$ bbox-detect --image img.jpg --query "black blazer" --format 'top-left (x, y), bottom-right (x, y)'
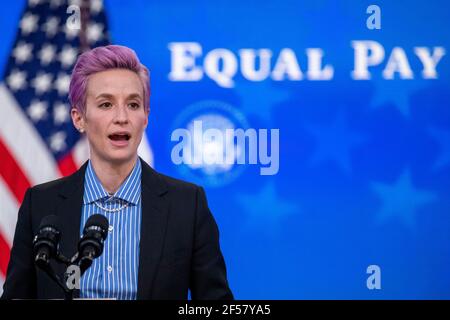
top-left (1, 158), bottom-right (233, 300)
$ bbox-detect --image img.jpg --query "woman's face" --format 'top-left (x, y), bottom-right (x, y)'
top-left (71, 68), bottom-right (149, 166)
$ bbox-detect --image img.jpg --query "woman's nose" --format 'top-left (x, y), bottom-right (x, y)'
top-left (113, 104), bottom-right (129, 123)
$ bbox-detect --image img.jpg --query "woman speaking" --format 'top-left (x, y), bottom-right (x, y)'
top-left (1, 45), bottom-right (233, 300)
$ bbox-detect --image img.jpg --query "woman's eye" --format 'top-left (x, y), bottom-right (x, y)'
top-left (99, 102), bottom-right (112, 108)
top-left (129, 103), bottom-right (140, 109)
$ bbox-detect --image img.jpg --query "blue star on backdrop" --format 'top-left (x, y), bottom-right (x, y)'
top-left (306, 114), bottom-right (365, 174)
top-left (429, 127), bottom-right (450, 171)
top-left (236, 182), bottom-right (299, 235)
top-left (235, 80), bottom-right (290, 124)
top-left (371, 170), bottom-right (437, 229)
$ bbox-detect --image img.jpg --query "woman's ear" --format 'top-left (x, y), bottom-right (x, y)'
top-left (71, 107), bottom-right (85, 133)
top-left (144, 108), bottom-right (150, 128)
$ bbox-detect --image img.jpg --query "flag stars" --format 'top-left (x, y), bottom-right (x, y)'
top-left (6, 70), bottom-right (27, 91)
top-left (20, 13), bottom-right (39, 35)
top-left (42, 16), bottom-right (60, 37)
top-left (69, 0), bottom-right (83, 6)
top-left (49, 131), bottom-right (67, 152)
top-left (63, 23), bottom-right (79, 40)
top-left (59, 45), bottom-right (78, 68)
top-left (12, 42), bottom-right (33, 64)
top-left (55, 73), bottom-right (71, 96)
top-left (90, 0), bottom-right (103, 14)
top-left (87, 22), bottom-right (103, 44)
top-left (53, 102), bottom-right (70, 125)
top-left (29, 0), bottom-right (43, 7)
top-left (31, 72), bottom-right (53, 95)
top-left (3, 1), bottom-right (109, 160)
top-left (38, 44), bottom-right (57, 66)
top-left (50, 0), bottom-right (64, 8)
top-left (27, 100), bottom-right (48, 122)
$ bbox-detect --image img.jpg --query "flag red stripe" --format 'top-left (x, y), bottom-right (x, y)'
top-left (57, 152), bottom-right (78, 177)
top-left (0, 138), bottom-right (31, 203)
top-left (0, 233), bottom-right (10, 277)
top-left (0, 137), bottom-right (32, 279)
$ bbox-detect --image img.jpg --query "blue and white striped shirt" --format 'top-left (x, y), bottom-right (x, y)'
top-left (79, 159), bottom-right (142, 300)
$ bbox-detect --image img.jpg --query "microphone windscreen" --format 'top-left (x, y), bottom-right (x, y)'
top-left (84, 214), bottom-right (109, 232)
top-left (39, 215), bottom-right (61, 231)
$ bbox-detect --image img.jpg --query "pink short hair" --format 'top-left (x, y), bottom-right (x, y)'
top-left (69, 45), bottom-right (150, 114)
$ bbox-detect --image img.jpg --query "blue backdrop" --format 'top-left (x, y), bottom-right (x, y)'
top-left (1, 0), bottom-right (450, 299)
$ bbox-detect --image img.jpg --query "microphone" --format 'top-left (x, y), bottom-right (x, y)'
top-left (33, 215), bottom-right (72, 299)
top-left (77, 214), bottom-right (109, 276)
top-left (33, 215), bottom-right (61, 268)
top-left (31, 214), bottom-right (109, 299)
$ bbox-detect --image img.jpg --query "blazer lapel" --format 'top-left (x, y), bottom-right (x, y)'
top-left (137, 158), bottom-right (169, 300)
top-left (54, 162), bottom-right (87, 275)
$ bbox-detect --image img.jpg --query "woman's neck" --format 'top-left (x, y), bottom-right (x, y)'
top-left (90, 156), bottom-right (138, 194)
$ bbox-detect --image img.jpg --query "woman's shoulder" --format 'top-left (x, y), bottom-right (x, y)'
top-left (29, 164), bottom-right (85, 197)
top-left (31, 175), bottom-right (72, 192)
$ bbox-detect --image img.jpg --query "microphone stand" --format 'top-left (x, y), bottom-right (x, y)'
top-left (34, 216), bottom-right (108, 300)
top-left (35, 254), bottom-right (74, 300)
top-left (35, 251), bottom-right (89, 300)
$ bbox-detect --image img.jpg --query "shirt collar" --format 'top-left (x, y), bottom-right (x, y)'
top-left (83, 159), bottom-right (142, 205)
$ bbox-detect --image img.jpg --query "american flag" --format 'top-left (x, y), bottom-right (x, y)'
top-left (0, 0), bottom-right (153, 294)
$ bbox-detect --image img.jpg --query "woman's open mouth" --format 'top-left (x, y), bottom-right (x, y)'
top-left (108, 132), bottom-right (131, 147)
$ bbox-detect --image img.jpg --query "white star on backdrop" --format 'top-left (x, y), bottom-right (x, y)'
top-left (12, 42), bottom-right (33, 64)
top-left (49, 131), bottom-right (67, 152)
top-left (55, 73), bottom-right (70, 96)
top-left (53, 102), bottom-right (70, 125)
top-left (6, 70), bottom-right (27, 91)
top-left (63, 23), bottom-right (79, 40)
top-left (31, 72), bottom-right (53, 95)
top-left (42, 16), bottom-right (60, 38)
top-left (59, 45), bottom-right (78, 68)
top-left (87, 22), bottom-right (103, 44)
top-left (90, 0), bottom-right (103, 14)
top-left (28, 0), bottom-right (42, 8)
top-left (69, 0), bottom-right (82, 6)
top-left (27, 100), bottom-right (48, 122)
top-left (50, 0), bottom-right (64, 8)
top-left (20, 13), bottom-right (39, 35)
top-left (38, 44), bottom-right (57, 66)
